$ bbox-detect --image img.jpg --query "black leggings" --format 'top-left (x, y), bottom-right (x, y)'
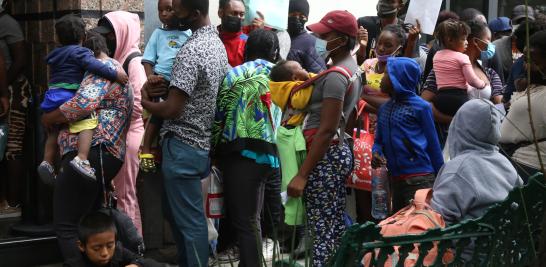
top-left (54, 146), bottom-right (123, 265)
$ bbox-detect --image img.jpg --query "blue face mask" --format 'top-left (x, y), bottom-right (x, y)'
top-left (315, 38), bottom-right (329, 60)
top-left (315, 36), bottom-right (343, 60)
top-left (476, 38), bottom-right (496, 60)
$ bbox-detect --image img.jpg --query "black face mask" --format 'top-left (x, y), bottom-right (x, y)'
top-left (287, 17), bottom-right (306, 37)
top-left (175, 13), bottom-right (194, 32)
top-left (106, 37), bottom-right (116, 57)
top-left (222, 15), bottom-right (242, 33)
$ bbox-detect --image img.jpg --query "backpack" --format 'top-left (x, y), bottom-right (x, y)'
top-left (363, 189), bottom-right (452, 266)
top-left (123, 52), bottom-right (142, 76)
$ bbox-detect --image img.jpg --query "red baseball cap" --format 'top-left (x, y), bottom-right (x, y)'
top-left (306, 10), bottom-right (358, 38)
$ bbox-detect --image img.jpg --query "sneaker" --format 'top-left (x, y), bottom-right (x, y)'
top-left (216, 246), bottom-right (239, 264)
top-left (37, 161), bottom-right (56, 186)
top-left (262, 238), bottom-right (280, 263)
top-left (0, 205), bottom-right (21, 219)
top-left (70, 156), bottom-right (96, 181)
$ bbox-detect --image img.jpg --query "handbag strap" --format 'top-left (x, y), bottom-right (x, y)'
top-left (354, 100), bottom-right (370, 139)
top-left (413, 188), bottom-right (433, 209)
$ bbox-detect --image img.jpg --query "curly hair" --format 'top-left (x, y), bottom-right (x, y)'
top-left (55, 14), bottom-right (86, 46)
top-left (83, 31), bottom-right (110, 57)
top-left (382, 24), bottom-right (407, 47)
top-left (436, 19), bottom-right (470, 47)
top-left (245, 29), bottom-right (280, 63)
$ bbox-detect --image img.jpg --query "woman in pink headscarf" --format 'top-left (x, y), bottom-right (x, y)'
top-left (93, 11), bottom-right (146, 234)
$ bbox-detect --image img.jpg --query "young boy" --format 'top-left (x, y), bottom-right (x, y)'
top-left (139, 0), bottom-right (191, 172)
top-left (78, 212), bottom-right (143, 267)
top-left (269, 60), bottom-right (315, 126)
top-left (38, 14), bottom-right (128, 184)
top-left (372, 57), bottom-right (444, 213)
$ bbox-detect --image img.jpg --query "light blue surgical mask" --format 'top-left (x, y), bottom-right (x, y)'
top-left (476, 38), bottom-right (496, 60)
top-left (315, 36), bottom-right (343, 60)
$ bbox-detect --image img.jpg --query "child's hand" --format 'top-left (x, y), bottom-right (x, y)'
top-left (125, 265), bottom-right (139, 267)
top-left (147, 74), bottom-right (164, 86)
top-left (371, 152), bottom-right (386, 169)
top-left (116, 70), bottom-right (129, 84)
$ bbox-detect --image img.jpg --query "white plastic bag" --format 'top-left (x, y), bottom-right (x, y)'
top-left (206, 166), bottom-right (224, 218)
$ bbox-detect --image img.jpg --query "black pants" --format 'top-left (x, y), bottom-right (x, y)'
top-left (433, 89), bottom-right (469, 117)
top-left (220, 155), bottom-right (274, 267)
top-left (261, 169), bottom-right (282, 239)
top-left (54, 146), bottom-right (123, 265)
top-left (391, 174), bottom-right (435, 213)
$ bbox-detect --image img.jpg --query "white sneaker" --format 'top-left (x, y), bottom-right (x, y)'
top-left (262, 238), bottom-right (280, 263)
top-left (70, 156), bottom-right (97, 181)
top-left (0, 205), bottom-right (21, 219)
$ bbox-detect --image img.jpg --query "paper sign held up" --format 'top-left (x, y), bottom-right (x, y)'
top-left (404, 0), bottom-right (443, 35)
top-left (244, 0), bottom-right (290, 30)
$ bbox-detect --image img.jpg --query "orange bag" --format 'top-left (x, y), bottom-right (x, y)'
top-left (347, 100), bottom-right (374, 191)
top-left (363, 189), bottom-right (451, 266)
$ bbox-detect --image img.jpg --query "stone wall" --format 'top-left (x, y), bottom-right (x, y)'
top-left (11, 0), bottom-right (144, 95)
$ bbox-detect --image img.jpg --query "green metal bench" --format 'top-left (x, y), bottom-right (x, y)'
top-left (331, 173), bottom-right (546, 267)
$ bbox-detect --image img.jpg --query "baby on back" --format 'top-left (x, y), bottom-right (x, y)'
top-left (269, 60), bottom-right (314, 126)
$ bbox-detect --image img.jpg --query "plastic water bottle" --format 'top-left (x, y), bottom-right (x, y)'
top-left (371, 166), bottom-right (389, 220)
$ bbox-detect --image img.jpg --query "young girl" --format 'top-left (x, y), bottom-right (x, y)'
top-left (139, 0), bottom-right (191, 172)
top-left (38, 15), bottom-right (127, 184)
top-left (432, 19), bottom-right (487, 116)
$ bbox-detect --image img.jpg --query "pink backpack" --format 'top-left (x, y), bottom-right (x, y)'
top-left (363, 189), bottom-right (452, 266)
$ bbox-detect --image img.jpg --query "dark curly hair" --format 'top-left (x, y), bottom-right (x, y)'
top-left (245, 29), bottom-right (280, 63)
top-left (55, 14), bottom-right (86, 46)
top-left (83, 31), bottom-right (110, 57)
top-left (219, 0), bottom-right (243, 9)
top-left (436, 19), bottom-right (470, 47)
top-left (382, 24), bottom-right (407, 48)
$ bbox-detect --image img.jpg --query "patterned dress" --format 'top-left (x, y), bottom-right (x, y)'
top-left (58, 59), bottom-right (132, 161)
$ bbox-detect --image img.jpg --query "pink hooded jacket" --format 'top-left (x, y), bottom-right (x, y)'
top-left (104, 11), bottom-right (145, 121)
top-left (104, 11), bottom-right (146, 234)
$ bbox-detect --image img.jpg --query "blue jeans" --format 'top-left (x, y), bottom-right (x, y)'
top-left (162, 137), bottom-right (210, 267)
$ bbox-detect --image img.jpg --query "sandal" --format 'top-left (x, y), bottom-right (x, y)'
top-left (70, 156), bottom-right (97, 181)
top-left (139, 153), bottom-right (157, 173)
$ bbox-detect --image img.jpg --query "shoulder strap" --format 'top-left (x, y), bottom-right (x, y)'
top-left (123, 52), bottom-right (142, 76)
top-left (413, 188), bottom-right (433, 209)
top-left (292, 66), bottom-right (353, 94)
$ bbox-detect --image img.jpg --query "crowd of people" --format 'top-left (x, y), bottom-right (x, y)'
top-left (1, 0), bottom-right (546, 266)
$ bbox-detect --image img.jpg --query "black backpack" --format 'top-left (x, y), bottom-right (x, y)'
top-left (123, 52), bottom-right (142, 76)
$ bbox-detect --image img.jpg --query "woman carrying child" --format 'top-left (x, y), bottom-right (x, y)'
top-left (430, 19), bottom-right (489, 117)
top-left (42, 31), bottom-right (132, 266)
top-left (286, 10), bottom-right (362, 266)
top-left (422, 20), bottom-right (503, 147)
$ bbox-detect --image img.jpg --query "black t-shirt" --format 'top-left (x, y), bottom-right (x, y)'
top-left (357, 16), bottom-right (382, 59)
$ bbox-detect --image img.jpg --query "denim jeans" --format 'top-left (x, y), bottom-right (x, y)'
top-left (162, 137), bottom-right (210, 267)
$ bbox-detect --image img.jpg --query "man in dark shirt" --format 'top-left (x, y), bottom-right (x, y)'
top-left (286, 0), bottom-right (326, 73)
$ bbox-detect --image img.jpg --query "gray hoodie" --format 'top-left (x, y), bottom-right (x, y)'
top-left (431, 99), bottom-right (523, 224)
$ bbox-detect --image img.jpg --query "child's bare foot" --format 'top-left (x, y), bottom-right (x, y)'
top-left (70, 156), bottom-right (96, 181)
top-left (37, 161), bottom-right (56, 186)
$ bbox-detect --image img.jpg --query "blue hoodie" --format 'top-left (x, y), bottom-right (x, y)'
top-left (372, 57), bottom-right (444, 177)
top-left (46, 45), bottom-right (118, 90)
